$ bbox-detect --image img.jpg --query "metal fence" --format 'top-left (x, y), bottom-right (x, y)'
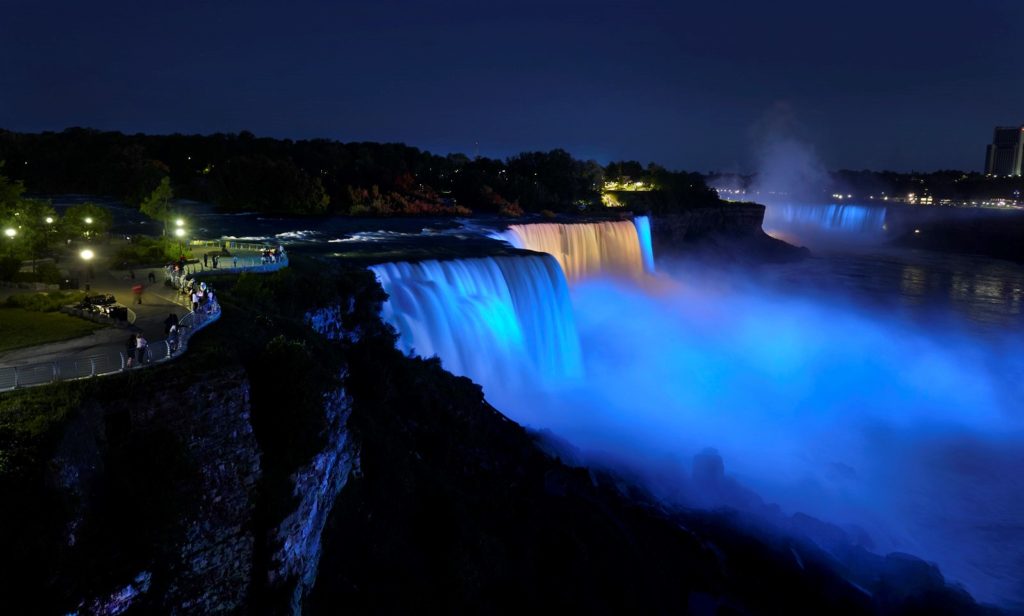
top-left (0, 303), bottom-right (221, 392)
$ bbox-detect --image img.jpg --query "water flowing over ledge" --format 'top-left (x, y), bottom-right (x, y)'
top-left (763, 203), bottom-right (888, 238)
top-left (494, 217), bottom-right (655, 283)
top-left (370, 255), bottom-right (583, 389)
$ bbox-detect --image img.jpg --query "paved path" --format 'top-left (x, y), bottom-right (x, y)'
top-left (0, 265), bottom-right (189, 368)
top-left (0, 248), bottom-right (284, 375)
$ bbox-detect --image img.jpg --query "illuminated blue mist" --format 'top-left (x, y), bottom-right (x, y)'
top-left (371, 221), bottom-right (1024, 607)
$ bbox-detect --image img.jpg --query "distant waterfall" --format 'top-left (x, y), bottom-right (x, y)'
top-left (370, 255), bottom-right (583, 392)
top-left (495, 217), bottom-right (655, 283)
top-left (763, 203), bottom-right (888, 237)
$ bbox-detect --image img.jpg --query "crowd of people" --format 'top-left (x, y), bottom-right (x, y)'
top-left (261, 246), bottom-right (286, 264)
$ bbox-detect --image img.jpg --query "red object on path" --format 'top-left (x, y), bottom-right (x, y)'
top-left (132, 284), bottom-right (143, 295)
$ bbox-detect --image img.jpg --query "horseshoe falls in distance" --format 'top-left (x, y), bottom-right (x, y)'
top-left (370, 217), bottom-right (655, 399)
top-left (762, 202), bottom-right (888, 247)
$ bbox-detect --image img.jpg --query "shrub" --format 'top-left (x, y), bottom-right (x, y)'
top-left (4, 290), bottom-right (86, 312)
top-left (0, 256), bottom-right (19, 281)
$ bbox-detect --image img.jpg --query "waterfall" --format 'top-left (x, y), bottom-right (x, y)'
top-left (370, 254), bottom-right (583, 392)
top-left (495, 217), bottom-right (655, 283)
top-left (763, 203), bottom-right (888, 236)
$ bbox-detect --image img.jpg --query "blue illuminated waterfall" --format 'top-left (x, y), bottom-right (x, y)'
top-left (370, 255), bottom-right (583, 389)
top-left (372, 218), bottom-right (655, 394)
top-left (763, 203), bottom-right (888, 238)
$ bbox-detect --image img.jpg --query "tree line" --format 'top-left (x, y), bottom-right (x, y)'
top-left (0, 128), bottom-right (721, 217)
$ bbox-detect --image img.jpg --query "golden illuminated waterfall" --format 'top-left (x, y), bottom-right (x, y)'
top-left (496, 217), bottom-right (654, 283)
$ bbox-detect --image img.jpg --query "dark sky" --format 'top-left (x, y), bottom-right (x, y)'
top-left (1, 0), bottom-right (1022, 173)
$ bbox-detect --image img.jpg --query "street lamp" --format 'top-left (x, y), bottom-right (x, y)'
top-left (175, 218), bottom-right (185, 227)
top-left (4, 227), bottom-right (15, 257)
top-left (79, 248), bottom-right (95, 289)
top-left (45, 216), bottom-right (54, 224)
top-left (174, 226), bottom-right (187, 257)
top-left (84, 217), bottom-right (93, 225)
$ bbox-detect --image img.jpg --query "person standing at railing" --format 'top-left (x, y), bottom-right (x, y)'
top-left (126, 333), bottom-right (137, 368)
top-left (136, 334), bottom-right (148, 365)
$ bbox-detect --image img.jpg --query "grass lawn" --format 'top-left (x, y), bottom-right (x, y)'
top-left (0, 308), bottom-right (106, 353)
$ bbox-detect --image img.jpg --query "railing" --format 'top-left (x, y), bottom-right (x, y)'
top-left (0, 302), bottom-right (221, 392)
top-left (190, 238), bottom-right (284, 253)
top-left (166, 254), bottom-right (288, 287)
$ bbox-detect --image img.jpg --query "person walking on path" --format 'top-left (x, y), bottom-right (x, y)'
top-left (125, 333), bottom-right (137, 368)
top-left (232, 255), bottom-right (238, 268)
top-left (135, 334), bottom-right (148, 366)
top-left (167, 325), bottom-right (179, 355)
top-left (163, 312), bottom-right (179, 335)
top-left (132, 283), bottom-right (144, 305)
top-left (203, 253), bottom-right (208, 268)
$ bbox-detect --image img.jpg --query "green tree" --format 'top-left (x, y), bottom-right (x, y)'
top-left (17, 199), bottom-right (58, 271)
top-left (64, 202), bottom-right (112, 240)
top-left (140, 176), bottom-right (173, 235)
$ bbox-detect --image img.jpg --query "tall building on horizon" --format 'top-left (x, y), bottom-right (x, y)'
top-left (985, 126), bottom-right (1024, 176)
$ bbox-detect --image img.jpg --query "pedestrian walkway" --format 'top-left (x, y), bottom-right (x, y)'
top-left (0, 248), bottom-right (287, 391)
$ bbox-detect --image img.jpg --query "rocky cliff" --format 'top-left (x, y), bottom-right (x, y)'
top-left (650, 202), bottom-right (810, 263)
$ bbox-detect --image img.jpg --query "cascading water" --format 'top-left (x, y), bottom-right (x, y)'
top-left (370, 254), bottom-right (583, 394)
top-left (495, 217), bottom-right (655, 282)
top-left (763, 203), bottom-right (888, 245)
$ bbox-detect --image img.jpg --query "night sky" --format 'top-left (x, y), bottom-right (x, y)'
top-left (1, 0), bottom-right (1022, 173)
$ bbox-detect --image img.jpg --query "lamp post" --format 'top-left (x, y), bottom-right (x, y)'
top-left (4, 227), bottom-right (15, 258)
top-left (174, 226), bottom-right (187, 257)
top-left (80, 248), bottom-right (94, 290)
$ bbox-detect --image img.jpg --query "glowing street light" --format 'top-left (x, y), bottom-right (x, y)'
top-left (3, 228), bottom-right (15, 238)
top-left (80, 248), bottom-right (95, 261)
top-left (175, 218), bottom-right (185, 227)
top-left (174, 226), bottom-right (188, 257)
top-left (84, 217), bottom-right (93, 224)
top-left (45, 216), bottom-right (54, 224)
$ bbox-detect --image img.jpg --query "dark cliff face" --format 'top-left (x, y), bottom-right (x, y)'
top-left (649, 201), bottom-right (810, 264)
top-left (0, 368), bottom-right (260, 614)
